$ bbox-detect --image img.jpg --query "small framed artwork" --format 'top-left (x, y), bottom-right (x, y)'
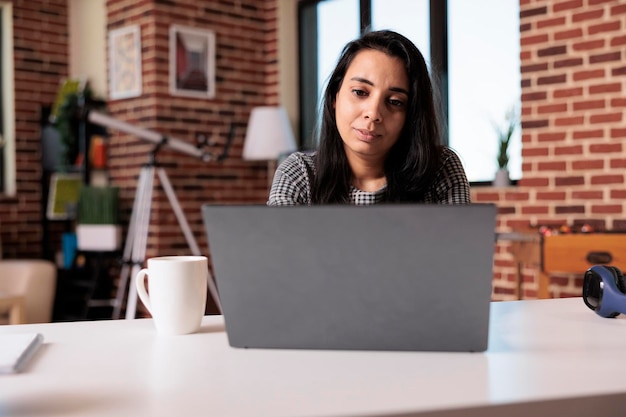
top-left (46, 173), bottom-right (83, 220)
top-left (169, 25), bottom-right (216, 99)
top-left (109, 25), bottom-right (142, 100)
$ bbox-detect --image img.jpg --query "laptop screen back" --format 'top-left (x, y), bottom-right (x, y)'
top-left (203, 204), bottom-right (496, 352)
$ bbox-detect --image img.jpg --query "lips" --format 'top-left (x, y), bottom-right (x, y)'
top-left (354, 128), bottom-right (380, 142)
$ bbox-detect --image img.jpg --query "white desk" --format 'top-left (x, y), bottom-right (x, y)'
top-left (1, 298), bottom-right (625, 417)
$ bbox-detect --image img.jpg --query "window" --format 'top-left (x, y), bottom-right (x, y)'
top-left (298, 0), bottom-right (521, 183)
top-left (448, 0), bottom-right (521, 182)
top-left (299, 0), bottom-right (360, 149)
top-left (0, 2), bottom-right (15, 195)
top-left (371, 0), bottom-right (430, 67)
top-left (0, 5), bottom-right (4, 193)
top-left (317, 0), bottom-right (360, 96)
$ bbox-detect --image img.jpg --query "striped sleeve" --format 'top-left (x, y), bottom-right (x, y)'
top-left (267, 152), bottom-right (314, 206)
top-left (431, 147), bottom-right (471, 204)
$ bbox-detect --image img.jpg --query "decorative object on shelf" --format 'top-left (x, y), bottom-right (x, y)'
top-left (108, 25), bottom-right (142, 100)
top-left (243, 106), bottom-right (297, 187)
top-left (538, 223), bottom-right (596, 237)
top-left (89, 135), bottom-right (108, 169)
top-left (46, 173), bottom-right (83, 220)
top-left (76, 186), bottom-right (121, 251)
top-left (169, 25), bottom-right (216, 98)
top-left (51, 78), bottom-right (86, 169)
top-left (50, 78), bottom-right (86, 123)
top-left (62, 232), bottom-right (77, 269)
top-left (492, 106), bottom-right (519, 187)
top-left (53, 80), bottom-right (107, 171)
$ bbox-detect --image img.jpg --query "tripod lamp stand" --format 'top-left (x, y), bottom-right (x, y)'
top-left (87, 110), bottom-right (233, 319)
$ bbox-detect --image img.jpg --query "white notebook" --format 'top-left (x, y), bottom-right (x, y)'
top-left (0, 333), bottom-right (44, 374)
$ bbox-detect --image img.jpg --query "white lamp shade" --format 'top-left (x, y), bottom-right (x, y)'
top-left (243, 106), bottom-right (297, 160)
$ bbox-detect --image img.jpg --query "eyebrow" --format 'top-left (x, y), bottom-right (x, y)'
top-left (350, 77), bottom-right (409, 96)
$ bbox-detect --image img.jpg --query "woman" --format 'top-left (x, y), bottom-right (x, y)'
top-left (268, 30), bottom-right (470, 205)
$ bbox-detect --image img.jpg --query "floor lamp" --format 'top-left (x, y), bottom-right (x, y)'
top-left (242, 106), bottom-right (297, 188)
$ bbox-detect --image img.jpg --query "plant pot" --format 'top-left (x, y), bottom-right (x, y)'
top-left (76, 224), bottom-right (122, 251)
top-left (493, 169), bottom-right (511, 187)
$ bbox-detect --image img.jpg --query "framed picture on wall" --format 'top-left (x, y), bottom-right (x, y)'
top-left (169, 25), bottom-right (216, 99)
top-left (109, 25), bottom-right (142, 100)
top-left (46, 173), bottom-right (83, 220)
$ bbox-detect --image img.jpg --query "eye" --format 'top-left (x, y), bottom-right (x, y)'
top-left (388, 99), bottom-right (405, 108)
top-left (351, 89), bottom-right (368, 97)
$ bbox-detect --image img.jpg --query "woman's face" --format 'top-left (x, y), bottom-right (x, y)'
top-left (334, 49), bottom-right (409, 162)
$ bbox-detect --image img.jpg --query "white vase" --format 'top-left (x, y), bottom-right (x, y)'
top-left (493, 169), bottom-right (510, 187)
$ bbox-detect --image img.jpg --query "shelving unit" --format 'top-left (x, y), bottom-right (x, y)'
top-left (40, 104), bottom-right (120, 321)
top-left (52, 250), bottom-right (121, 321)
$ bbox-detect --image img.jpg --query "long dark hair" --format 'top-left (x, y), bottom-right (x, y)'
top-left (311, 30), bottom-right (443, 204)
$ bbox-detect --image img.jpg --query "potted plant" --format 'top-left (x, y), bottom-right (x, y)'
top-left (76, 186), bottom-right (122, 251)
top-left (54, 80), bottom-right (107, 171)
top-left (493, 106), bottom-right (519, 187)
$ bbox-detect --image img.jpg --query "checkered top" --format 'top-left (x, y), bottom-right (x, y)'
top-left (267, 147), bottom-right (471, 205)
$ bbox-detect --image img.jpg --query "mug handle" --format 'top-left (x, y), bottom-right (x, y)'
top-left (135, 268), bottom-right (152, 314)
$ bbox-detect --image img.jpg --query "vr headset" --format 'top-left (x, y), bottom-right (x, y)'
top-left (583, 265), bottom-right (626, 318)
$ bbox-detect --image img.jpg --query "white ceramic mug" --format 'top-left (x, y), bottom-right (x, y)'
top-left (135, 256), bottom-right (208, 335)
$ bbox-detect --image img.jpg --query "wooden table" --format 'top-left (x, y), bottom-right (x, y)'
top-left (502, 232), bottom-right (626, 299)
top-left (0, 293), bottom-right (25, 324)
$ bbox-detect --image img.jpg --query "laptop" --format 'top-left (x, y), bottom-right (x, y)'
top-left (202, 204), bottom-right (496, 352)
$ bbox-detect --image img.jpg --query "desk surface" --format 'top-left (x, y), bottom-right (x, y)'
top-left (1, 298), bottom-right (625, 417)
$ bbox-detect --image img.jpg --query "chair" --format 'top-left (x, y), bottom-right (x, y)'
top-left (0, 259), bottom-right (57, 324)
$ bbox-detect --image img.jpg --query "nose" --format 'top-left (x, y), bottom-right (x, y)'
top-left (364, 100), bottom-right (383, 123)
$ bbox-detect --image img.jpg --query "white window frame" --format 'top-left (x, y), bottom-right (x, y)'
top-left (1, 1), bottom-right (15, 196)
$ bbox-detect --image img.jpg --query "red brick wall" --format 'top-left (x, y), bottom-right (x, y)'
top-left (105, 0), bottom-right (279, 263)
top-left (1, 0), bottom-right (278, 263)
top-left (474, 0), bottom-right (626, 300)
top-left (0, 0), bottom-right (69, 259)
